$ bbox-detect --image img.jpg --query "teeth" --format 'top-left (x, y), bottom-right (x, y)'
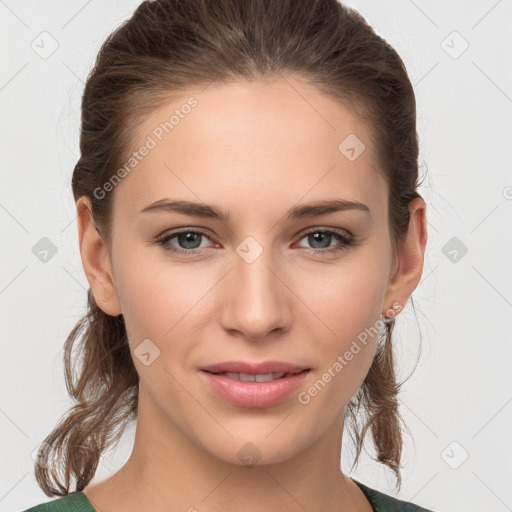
top-left (222, 372), bottom-right (287, 382)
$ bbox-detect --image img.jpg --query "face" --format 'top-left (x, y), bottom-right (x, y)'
top-left (99, 77), bottom-right (398, 465)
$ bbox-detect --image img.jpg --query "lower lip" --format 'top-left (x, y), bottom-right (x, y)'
top-left (200, 370), bottom-right (310, 408)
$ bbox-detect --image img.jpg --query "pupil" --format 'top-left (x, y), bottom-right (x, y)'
top-left (310, 232), bottom-right (330, 249)
top-left (180, 232), bottom-right (200, 249)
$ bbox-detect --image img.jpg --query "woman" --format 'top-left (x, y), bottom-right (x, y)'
top-left (25, 0), bottom-right (434, 510)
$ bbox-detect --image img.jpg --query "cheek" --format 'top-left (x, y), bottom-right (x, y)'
top-left (303, 254), bottom-right (387, 341)
top-left (298, 254), bottom-right (388, 393)
top-left (113, 248), bottom-right (217, 358)
top-left (115, 270), bottom-right (170, 340)
top-left (298, 297), bottom-right (381, 420)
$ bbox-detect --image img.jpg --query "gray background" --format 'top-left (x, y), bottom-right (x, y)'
top-left (1, 1), bottom-right (511, 511)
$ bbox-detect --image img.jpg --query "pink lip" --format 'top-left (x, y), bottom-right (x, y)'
top-left (199, 360), bottom-right (310, 408)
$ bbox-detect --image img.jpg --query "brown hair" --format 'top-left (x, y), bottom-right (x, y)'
top-left (35, 0), bottom-right (424, 496)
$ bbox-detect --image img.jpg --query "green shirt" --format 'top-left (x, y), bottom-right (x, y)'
top-left (22, 479), bottom-right (436, 511)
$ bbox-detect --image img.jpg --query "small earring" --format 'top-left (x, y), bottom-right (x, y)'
top-left (382, 300), bottom-right (402, 321)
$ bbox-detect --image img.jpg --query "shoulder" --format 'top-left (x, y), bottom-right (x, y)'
top-left (21, 491), bottom-right (95, 512)
top-left (354, 479), bottom-right (438, 512)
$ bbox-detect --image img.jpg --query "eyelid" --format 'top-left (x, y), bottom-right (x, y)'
top-left (296, 225), bottom-right (353, 239)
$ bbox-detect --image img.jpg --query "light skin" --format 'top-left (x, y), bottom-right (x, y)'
top-left (76, 76), bottom-right (427, 511)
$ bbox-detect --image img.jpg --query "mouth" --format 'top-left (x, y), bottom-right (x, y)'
top-left (199, 361), bottom-right (310, 408)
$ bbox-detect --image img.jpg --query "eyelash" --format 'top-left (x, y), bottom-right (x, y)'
top-left (155, 228), bottom-right (355, 257)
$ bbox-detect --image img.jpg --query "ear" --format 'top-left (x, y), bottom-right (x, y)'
top-left (382, 197), bottom-right (428, 317)
top-left (76, 196), bottom-right (122, 317)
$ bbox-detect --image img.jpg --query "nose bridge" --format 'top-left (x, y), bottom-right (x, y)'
top-left (224, 234), bottom-right (289, 339)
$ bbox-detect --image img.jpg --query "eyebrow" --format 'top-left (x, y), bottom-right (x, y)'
top-left (140, 198), bottom-right (370, 221)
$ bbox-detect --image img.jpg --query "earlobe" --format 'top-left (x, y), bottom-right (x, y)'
top-left (76, 196), bottom-right (122, 317)
top-left (382, 197), bottom-right (428, 317)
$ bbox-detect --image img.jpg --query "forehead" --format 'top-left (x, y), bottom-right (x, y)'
top-left (112, 77), bottom-right (386, 220)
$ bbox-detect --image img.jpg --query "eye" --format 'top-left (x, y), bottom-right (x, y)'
top-left (295, 229), bottom-right (355, 257)
top-left (156, 229), bottom-right (213, 255)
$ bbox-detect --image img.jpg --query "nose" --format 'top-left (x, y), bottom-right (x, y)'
top-left (220, 242), bottom-right (292, 342)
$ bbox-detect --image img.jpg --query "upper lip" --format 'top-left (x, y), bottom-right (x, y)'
top-left (200, 360), bottom-right (309, 375)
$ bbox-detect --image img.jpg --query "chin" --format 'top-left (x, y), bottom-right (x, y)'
top-left (196, 425), bottom-right (314, 468)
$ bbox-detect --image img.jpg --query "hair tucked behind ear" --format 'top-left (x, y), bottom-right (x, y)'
top-left (34, 0), bottom-right (425, 496)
